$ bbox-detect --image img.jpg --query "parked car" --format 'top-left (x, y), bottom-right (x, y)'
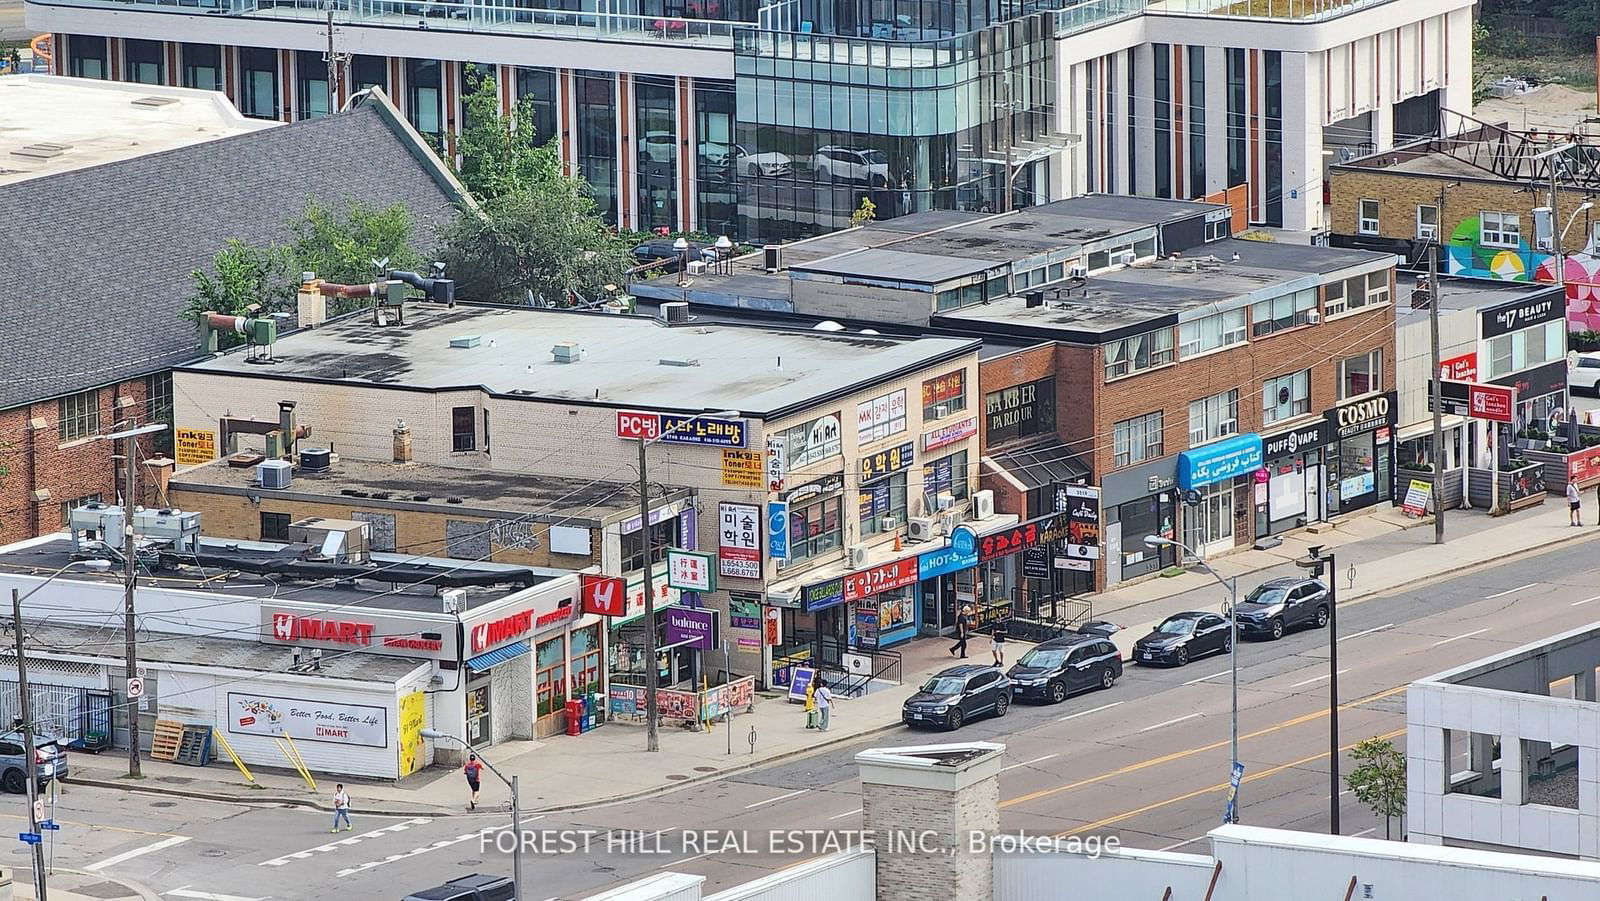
top-left (734, 143), bottom-right (793, 177)
top-left (631, 238), bottom-right (709, 272)
top-left (0, 732), bottom-right (68, 794)
top-left (1571, 352), bottom-right (1600, 396)
top-left (1132, 612), bottom-right (1231, 667)
top-left (1231, 577), bottom-right (1330, 640)
top-left (402, 873), bottom-right (515, 901)
top-left (814, 145), bottom-right (891, 186)
top-left (640, 129), bottom-right (677, 164)
top-left (1007, 633), bottom-right (1122, 704)
top-left (901, 664), bottom-right (1010, 730)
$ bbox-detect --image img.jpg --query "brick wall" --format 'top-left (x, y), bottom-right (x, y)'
top-left (0, 377), bottom-right (163, 546)
top-left (861, 777), bottom-right (999, 901)
top-left (1329, 168), bottom-right (1593, 249)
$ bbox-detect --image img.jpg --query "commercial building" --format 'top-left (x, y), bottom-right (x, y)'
top-left (0, 74), bottom-right (463, 548)
top-left (167, 303), bottom-right (995, 685)
top-left (1407, 621), bottom-right (1600, 859)
top-left (25, 0), bottom-right (1473, 239)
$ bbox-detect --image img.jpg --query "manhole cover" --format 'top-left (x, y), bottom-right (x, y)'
top-left (666, 774), bottom-right (689, 781)
top-left (693, 766), bottom-right (716, 772)
top-left (150, 801), bottom-right (177, 808)
top-left (201, 848), bottom-right (227, 858)
top-left (457, 859), bottom-right (482, 866)
top-left (63, 880), bottom-right (134, 899)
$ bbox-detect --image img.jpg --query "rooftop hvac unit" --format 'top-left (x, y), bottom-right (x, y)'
top-left (299, 447), bottom-right (332, 473)
top-left (847, 544), bottom-right (870, 568)
top-left (257, 459), bottom-right (292, 490)
top-left (551, 341), bottom-right (583, 364)
top-left (1025, 291), bottom-right (1045, 308)
top-left (763, 244), bottom-right (784, 272)
top-left (68, 502), bottom-right (125, 555)
top-left (288, 517), bottom-right (372, 563)
top-left (133, 508), bottom-right (201, 554)
top-left (1068, 264), bottom-right (1089, 279)
top-left (659, 302), bottom-right (690, 325)
top-left (441, 588), bottom-right (466, 615)
top-left (686, 260), bottom-right (707, 275)
top-left (1114, 250), bottom-right (1137, 266)
top-left (907, 517), bottom-right (938, 542)
top-left (973, 489), bottom-right (995, 520)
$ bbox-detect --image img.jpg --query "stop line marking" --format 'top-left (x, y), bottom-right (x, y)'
top-left (259, 817), bottom-right (431, 867)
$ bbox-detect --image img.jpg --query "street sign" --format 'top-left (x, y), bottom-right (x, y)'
top-left (39, 821), bottom-right (59, 831)
top-left (32, 799), bottom-right (43, 822)
top-left (18, 832), bottom-right (40, 845)
top-left (1223, 761), bottom-right (1245, 824)
top-left (127, 677), bottom-right (145, 699)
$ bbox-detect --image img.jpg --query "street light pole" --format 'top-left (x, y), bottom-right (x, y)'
top-left (638, 435), bottom-right (660, 754)
top-left (14, 587), bottom-right (47, 901)
top-left (1428, 184), bottom-right (1446, 546)
top-left (420, 730), bottom-right (521, 897)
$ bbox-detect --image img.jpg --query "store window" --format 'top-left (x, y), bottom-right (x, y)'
top-left (181, 44), bottom-right (222, 94)
top-left (1118, 494), bottom-right (1176, 579)
top-left (570, 625), bottom-right (602, 701)
top-left (1114, 412), bottom-right (1164, 468)
top-left (922, 450), bottom-right (970, 504)
top-left (1252, 289), bottom-right (1317, 337)
top-left (1188, 390), bottom-right (1239, 445)
top-left (620, 517), bottom-right (681, 572)
top-left (1358, 199), bottom-right (1380, 235)
top-left (260, 511), bottom-right (290, 541)
top-left (1103, 328), bottom-right (1175, 381)
top-left (1181, 483), bottom-right (1234, 552)
top-left (779, 414), bottom-right (842, 469)
top-left (451, 406), bottom-right (476, 452)
top-left (238, 47), bottom-right (280, 120)
top-left (1337, 349), bottom-right (1382, 400)
top-left (1335, 433), bottom-right (1389, 506)
top-left (1263, 369), bottom-right (1311, 425)
top-left (787, 495), bottom-right (843, 562)
top-left (1481, 211), bottom-right (1521, 248)
top-left (68, 35), bottom-right (108, 79)
top-left (859, 473), bottom-right (908, 536)
top-left (57, 389), bottom-right (99, 442)
top-left (1178, 308), bottom-right (1247, 357)
top-left (922, 370), bottom-right (967, 419)
top-left (536, 635), bottom-right (568, 717)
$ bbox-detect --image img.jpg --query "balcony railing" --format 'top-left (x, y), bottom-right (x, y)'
top-left (28, 0), bottom-right (743, 48)
top-left (1152, 0), bottom-right (1395, 20)
top-left (1054, 0), bottom-right (1148, 37)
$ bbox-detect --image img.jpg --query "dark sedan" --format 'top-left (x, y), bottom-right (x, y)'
top-left (631, 239), bottom-right (710, 273)
top-left (902, 664), bottom-right (1010, 730)
top-left (1007, 635), bottom-right (1122, 704)
top-left (1231, 577), bottom-right (1329, 640)
top-left (1132, 612), bottom-right (1231, 667)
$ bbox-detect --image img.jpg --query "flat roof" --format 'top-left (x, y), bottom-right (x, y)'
top-left (792, 247), bottom-right (996, 283)
top-left (9, 620), bottom-right (424, 682)
top-left (935, 239), bottom-right (1394, 341)
top-left (172, 458), bottom-right (662, 526)
top-left (0, 537), bottom-right (555, 614)
top-left (179, 304), bottom-right (979, 418)
top-left (0, 75), bottom-right (273, 186)
top-left (1394, 273), bottom-right (1565, 321)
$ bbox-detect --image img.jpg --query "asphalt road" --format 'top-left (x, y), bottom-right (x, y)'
top-left (24, 535), bottom-right (1600, 901)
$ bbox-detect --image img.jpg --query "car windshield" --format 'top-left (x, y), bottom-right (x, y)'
top-left (1156, 618), bottom-right (1196, 635)
top-left (920, 676), bottom-right (967, 695)
top-left (1018, 649), bottom-right (1068, 668)
top-left (1245, 586), bottom-right (1290, 605)
top-left (862, 149), bottom-right (888, 163)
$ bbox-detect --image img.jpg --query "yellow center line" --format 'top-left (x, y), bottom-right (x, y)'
top-left (1000, 684), bottom-right (1406, 809)
top-left (1053, 727), bottom-right (1408, 837)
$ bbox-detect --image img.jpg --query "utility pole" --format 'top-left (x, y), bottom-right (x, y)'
top-left (638, 437), bottom-right (659, 753)
top-left (13, 589), bottom-right (48, 901)
top-left (323, 0), bottom-right (347, 115)
top-left (999, 76), bottom-right (1017, 213)
top-left (1429, 183), bottom-right (1446, 545)
top-left (1324, 548), bottom-right (1341, 834)
top-left (122, 433), bottom-right (141, 779)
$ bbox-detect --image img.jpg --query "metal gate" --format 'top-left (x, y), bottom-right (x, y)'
top-left (0, 681), bottom-right (114, 747)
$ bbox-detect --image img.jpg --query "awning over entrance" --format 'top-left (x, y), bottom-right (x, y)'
top-left (466, 640), bottom-right (531, 673)
top-left (982, 441), bottom-right (1090, 492)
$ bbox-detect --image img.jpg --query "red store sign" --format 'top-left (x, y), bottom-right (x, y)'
top-left (469, 601), bottom-right (574, 653)
top-left (1468, 384), bottom-right (1514, 423)
top-left (1570, 447), bottom-right (1600, 487)
top-left (842, 558), bottom-right (920, 602)
top-left (1439, 352), bottom-right (1477, 382)
top-left (272, 613), bottom-right (374, 646)
top-left (978, 512), bottom-right (1070, 562)
top-left (580, 574), bottom-right (627, 617)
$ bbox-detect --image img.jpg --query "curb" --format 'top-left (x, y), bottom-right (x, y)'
top-left (52, 866), bottom-right (164, 901)
top-left (66, 775), bottom-right (448, 819)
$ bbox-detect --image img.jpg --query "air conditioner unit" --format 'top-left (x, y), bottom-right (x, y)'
top-left (881, 515), bottom-right (899, 531)
top-left (686, 260), bottom-right (707, 275)
top-left (934, 492), bottom-right (956, 511)
top-left (257, 459), bottom-right (292, 490)
top-left (938, 511), bottom-right (961, 533)
top-left (934, 404), bottom-right (949, 419)
top-left (1306, 309), bottom-right (1321, 325)
top-left (1417, 225), bottom-right (1437, 241)
top-left (973, 489), bottom-right (995, 520)
top-left (441, 588), bottom-right (465, 615)
top-left (764, 244), bottom-right (784, 272)
top-left (908, 517), bottom-right (938, 542)
top-left (1068, 264), bottom-right (1089, 279)
top-left (659, 301), bottom-right (690, 325)
top-left (1114, 250), bottom-right (1136, 266)
top-left (848, 544), bottom-right (870, 568)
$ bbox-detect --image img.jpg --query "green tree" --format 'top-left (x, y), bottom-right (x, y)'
top-left (1346, 737), bottom-right (1407, 839)
top-left (185, 239), bottom-right (295, 348)
top-left (850, 196), bottom-right (878, 228)
top-left (291, 198), bottom-right (422, 315)
top-left (454, 65), bottom-right (555, 203)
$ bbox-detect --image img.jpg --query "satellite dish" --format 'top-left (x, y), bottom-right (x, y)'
top-left (860, 329), bottom-right (881, 335)
top-left (814, 320), bottom-right (845, 332)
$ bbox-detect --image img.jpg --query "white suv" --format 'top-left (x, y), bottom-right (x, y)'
top-left (814, 146), bottom-right (891, 186)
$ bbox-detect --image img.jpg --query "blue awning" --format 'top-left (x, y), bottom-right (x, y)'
top-left (466, 640), bottom-right (531, 673)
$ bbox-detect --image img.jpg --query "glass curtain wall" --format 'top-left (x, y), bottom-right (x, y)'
top-left (576, 70), bottom-right (620, 225)
top-left (68, 35), bottom-right (107, 79)
top-left (351, 55), bottom-right (387, 94)
top-left (238, 47), bottom-right (279, 120)
top-left (516, 67), bottom-right (559, 146)
top-left (296, 49), bottom-right (330, 119)
top-left (405, 59), bottom-right (444, 148)
top-left (636, 75), bottom-right (679, 233)
top-left (697, 80), bottom-right (738, 238)
top-left (124, 39), bottom-right (163, 84)
top-left (1187, 45), bottom-right (1204, 198)
top-left (181, 44), bottom-right (222, 93)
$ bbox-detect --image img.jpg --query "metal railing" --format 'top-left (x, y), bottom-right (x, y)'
top-left (1154, 0), bottom-right (1395, 21)
top-left (836, 647), bottom-right (902, 697)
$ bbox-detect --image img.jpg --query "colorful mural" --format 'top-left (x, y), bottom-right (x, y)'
top-left (1444, 216), bottom-right (1555, 282)
top-left (1544, 253), bottom-right (1600, 332)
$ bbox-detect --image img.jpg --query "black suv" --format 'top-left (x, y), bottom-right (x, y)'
top-left (1007, 634), bottom-right (1122, 704)
top-left (902, 664), bottom-right (1010, 730)
top-left (1231, 577), bottom-right (1329, 640)
top-left (402, 874), bottom-right (515, 901)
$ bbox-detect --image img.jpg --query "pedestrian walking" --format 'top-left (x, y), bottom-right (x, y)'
top-left (463, 754), bottom-right (483, 810)
top-left (950, 604), bottom-right (973, 658)
top-left (330, 784), bottom-right (352, 833)
top-left (1568, 480), bottom-right (1582, 526)
top-left (815, 678), bottom-right (832, 732)
top-left (991, 624), bottom-right (1007, 666)
top-left (804, 678), bottom-right (818, 729)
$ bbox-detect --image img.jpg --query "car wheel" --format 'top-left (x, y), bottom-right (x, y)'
top-left (947, 708), bottom-right (964, 730)
top-left (1270, 618), bottom-right (1285, 640)
top-left (747, 163), bottom-right (759, 177)
top-left (1, 769), bottom-right (23, 794)
top-left (1048, 680), bottom-right (1067, 703)
top-left (1315, 606), bottom-right (1330, 628)
top-left (1100, 667), bottom-right (1116, 690)
top-left (1175, 646), bottom-right (1189, 666)
top-left (1593, 376), bottom-right (1600, 396)
top-left (995, 694), bottom-right (1010, 718)
top-left (1222, 633), bottom-right (1233, 654)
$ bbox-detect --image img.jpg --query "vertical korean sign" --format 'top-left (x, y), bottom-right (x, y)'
top-left (718, 502), bottom-right (762, 580)
top-left (765, 435), bottom-right (788, 493)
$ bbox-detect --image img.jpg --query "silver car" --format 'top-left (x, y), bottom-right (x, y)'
top-left (0, 732), bottom-right (68, 793)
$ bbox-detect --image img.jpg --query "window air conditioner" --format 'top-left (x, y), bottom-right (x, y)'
top-left (1306, 310), bottom-right (1321, 325)
top-left (1068, 264), bottom-right (1089, 279)
top-left (934, 492), bottom-right (956, 511)
top-left (881, 515), bottom-right (898, 531)
top-left (1114, 250), bottom-right (1137, 266)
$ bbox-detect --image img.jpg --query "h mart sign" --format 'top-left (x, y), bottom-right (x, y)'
top-left (261, 604), bottom-right (457, 660)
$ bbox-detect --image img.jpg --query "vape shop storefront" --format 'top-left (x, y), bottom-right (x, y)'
top-left (1100, 457), bottom-right (1180, 587)
top-left (1327, 391), bottom-right (1397, 515)
top-left (1176, 432), bottom-right (1264, 558)
top-left (1257, 420), bottom-right (1331, 537)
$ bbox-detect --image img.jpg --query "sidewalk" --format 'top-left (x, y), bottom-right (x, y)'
top-left (6, 867), bottom-right (161, 901)
top-left (65, 499), bottom-right (1596, 817)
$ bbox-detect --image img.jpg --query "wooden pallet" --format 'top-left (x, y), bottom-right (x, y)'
top-left (150, 719), bottom-right (184, 762)
top-left (175, 726), bottom-right (210, 767)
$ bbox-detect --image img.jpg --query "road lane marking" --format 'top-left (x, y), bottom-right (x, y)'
top-left (1350, 828), bottom-right (1376, 838)
top-left (1001, 754), bottom-right (1059, 772)
top-left (1157, 836), bottom-right (1205, 852)
top-left (335, 827), bottom-right (497, 878)
top-left (1485, 583), bottom-right (1537, 599)
top-left (743, 789), bottom-right (809, 809)
top-left (1053, 728), bottom-right (1407, 837)
top-left (660, 853), bottom-right (708, 868)
top-left (86, 835), bottom-right (192, 872)
top-left (1182, 670), bottom-right (1230, 686)
top-left (1338, 623), bottom-right (1395, 643)
top-left (1290, 669), bottom-right (1349, 689)
top-left (1058, 701), bottom-right (1122, 722)
top-left (166, 890), bottom-right (267, 901)
top-left (1431, 628), bottom-right (1488, 647)
top-left (1001, 685), bottom-right (1407, 809)
top-left (828, 808), bottom-right (862, 820)
top-left (259, 818), bottom-right (431, 867)
top-left (1572, 595), bottom-right (1600, 607)
top-left (1139, 713), bottom-right (1201, 733)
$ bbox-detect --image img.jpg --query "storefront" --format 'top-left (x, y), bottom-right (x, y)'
top-left (1327, 391), bottom-right (1397, 515)
top-left (1100, 457), bottom-right (1180, 586)
top-left (1493, 360), bottom-right (1568, 434)
top-left (916, 524), bottom-right (980, 635)
top-left (1177, 432), bottom-right (1264, 558)
top-left (1257, 421), bottom-right (1331, 536)
top-left (604, 564), bottom-right (682, 689)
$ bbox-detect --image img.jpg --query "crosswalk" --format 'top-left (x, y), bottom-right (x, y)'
top-left (335, 825), bottom-right (501, 878)
top-left (258, 817), bottom-right (432, 867)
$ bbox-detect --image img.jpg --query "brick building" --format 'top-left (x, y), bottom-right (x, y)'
top-left (0, 76), bottom-right (464, 546)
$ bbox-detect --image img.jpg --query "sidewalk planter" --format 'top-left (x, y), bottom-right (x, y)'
top-left (1396, 466), bottom-right (1463, 511)
top-left (1467, 464), bottom-right (1547, 513)
top-left (1525, 446), bottom-right (1600, 495)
